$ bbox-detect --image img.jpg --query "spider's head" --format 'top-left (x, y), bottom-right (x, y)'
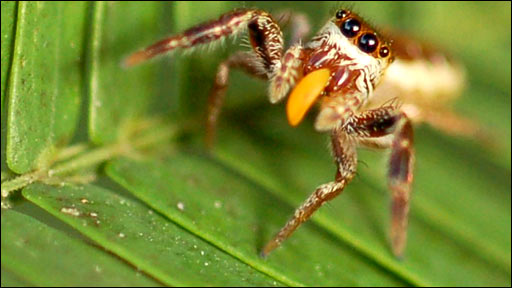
top-left (331, 9), bottom-right (393, 66)
top-left (323, 8), bottom-right (394, 90)
top-left (287, 9), bottom-right (394, 129)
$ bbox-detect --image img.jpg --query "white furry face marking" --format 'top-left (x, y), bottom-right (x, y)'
top-left (306, 20), bottom-right (392, 131)
top-left (308, 21), bottom-right (389, 96)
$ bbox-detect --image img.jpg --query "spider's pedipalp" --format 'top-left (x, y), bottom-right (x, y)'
top-left (269, 44), bottom-right (304, 104)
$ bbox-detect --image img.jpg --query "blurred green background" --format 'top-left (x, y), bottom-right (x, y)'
top-left (1, 1), bottom-right (510, 286)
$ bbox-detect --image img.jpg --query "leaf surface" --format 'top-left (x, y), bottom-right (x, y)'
top-left (6, 2), bottom-right (86, 173)
top-left (107, 155), bottom-right (408, 287)
top-left (23, 183), bottom-right (284, 287)
top-left (1, 209), bottom-right (160, 286)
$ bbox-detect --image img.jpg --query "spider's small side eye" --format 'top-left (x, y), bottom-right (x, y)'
top-left (341, 18), bottom-right (361, 38)
top-left (358, 33), bottom-right (379, 53)
top-left (379, 46), bottom-right (390, 58)
top-left (336, 10), bottom-right (348, 19)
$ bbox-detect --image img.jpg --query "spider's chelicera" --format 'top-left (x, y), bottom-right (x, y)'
top-left (126, 8), bottom-right (471, 258)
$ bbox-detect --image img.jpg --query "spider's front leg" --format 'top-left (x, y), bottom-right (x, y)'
top-left (124, 9), bottom-right (283, 70)
top-left (261, 129), bottom-right (357, 257)
top-left (344, 105), bottom-right (415, 257)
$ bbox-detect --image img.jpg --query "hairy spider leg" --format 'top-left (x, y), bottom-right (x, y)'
top-left (261, 129), bottom-right (357, 257)
top-left (125, 9), bottom-right (282, 70)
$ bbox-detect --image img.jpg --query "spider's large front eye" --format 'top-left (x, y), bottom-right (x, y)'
top-left (341, 18), bottom-right (361, 38)
top-left (358, 33), bottom-right (379, 53)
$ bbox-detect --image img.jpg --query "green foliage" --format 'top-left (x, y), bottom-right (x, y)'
top-left (2, 209), bottom-right (160, 286)
top-left (1, 1), bottom-right (510, 286)
top-left (6, 2), bottom-right (86, 173)
top-left (23, 183), bottom-right (281, 286)
top-left (106, 155), bottom-right (404, 286)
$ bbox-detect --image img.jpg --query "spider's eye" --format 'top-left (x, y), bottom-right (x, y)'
top-left (336, 10), bottom-right (347, 19)
top-left (358, 33), bottom-right (379, 53)
top-left (379, 46), bottom-right (390, 58)
top-left (341, 18), bottom-right (361, 38)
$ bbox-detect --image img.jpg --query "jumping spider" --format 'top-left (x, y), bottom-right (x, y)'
top-left (126, 7), bottom-right (472, 258)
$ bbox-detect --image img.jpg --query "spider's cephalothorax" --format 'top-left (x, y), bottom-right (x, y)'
top-left (125, 7), bottom-right (470, 258)
top-left (298, 9), bottom-right (394, 130)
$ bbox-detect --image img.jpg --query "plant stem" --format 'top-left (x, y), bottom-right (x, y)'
top-left (1, 170), bottom-right (46, 197)
top-left (1, 122), bottom-right (177, 199)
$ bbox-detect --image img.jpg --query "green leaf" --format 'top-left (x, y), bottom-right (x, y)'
top-left (1, 209), bottom-right (160, 286)
top-left (22, 183), bottom-right (284, 287)
top-left (6, 2), bottom-right (86, 173)
top-left (1, 268), bottom-right (32, 287)
top-left (106, 155), bottom-right (408, 286)
top-left (1, 1), bottom-right (17, 175)
top-left (1, 1), bottom-right (16, 114)
top-left (87, 2), bottom-right (173, 144)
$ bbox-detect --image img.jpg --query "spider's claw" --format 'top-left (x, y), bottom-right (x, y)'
top-left (259, 247), bottom-right (270, 259)
top-left (123, 50), bottom-right (149, 67)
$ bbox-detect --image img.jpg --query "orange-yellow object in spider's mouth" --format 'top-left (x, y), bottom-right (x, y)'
top-left (286, 68), bottom-right (331, 126)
